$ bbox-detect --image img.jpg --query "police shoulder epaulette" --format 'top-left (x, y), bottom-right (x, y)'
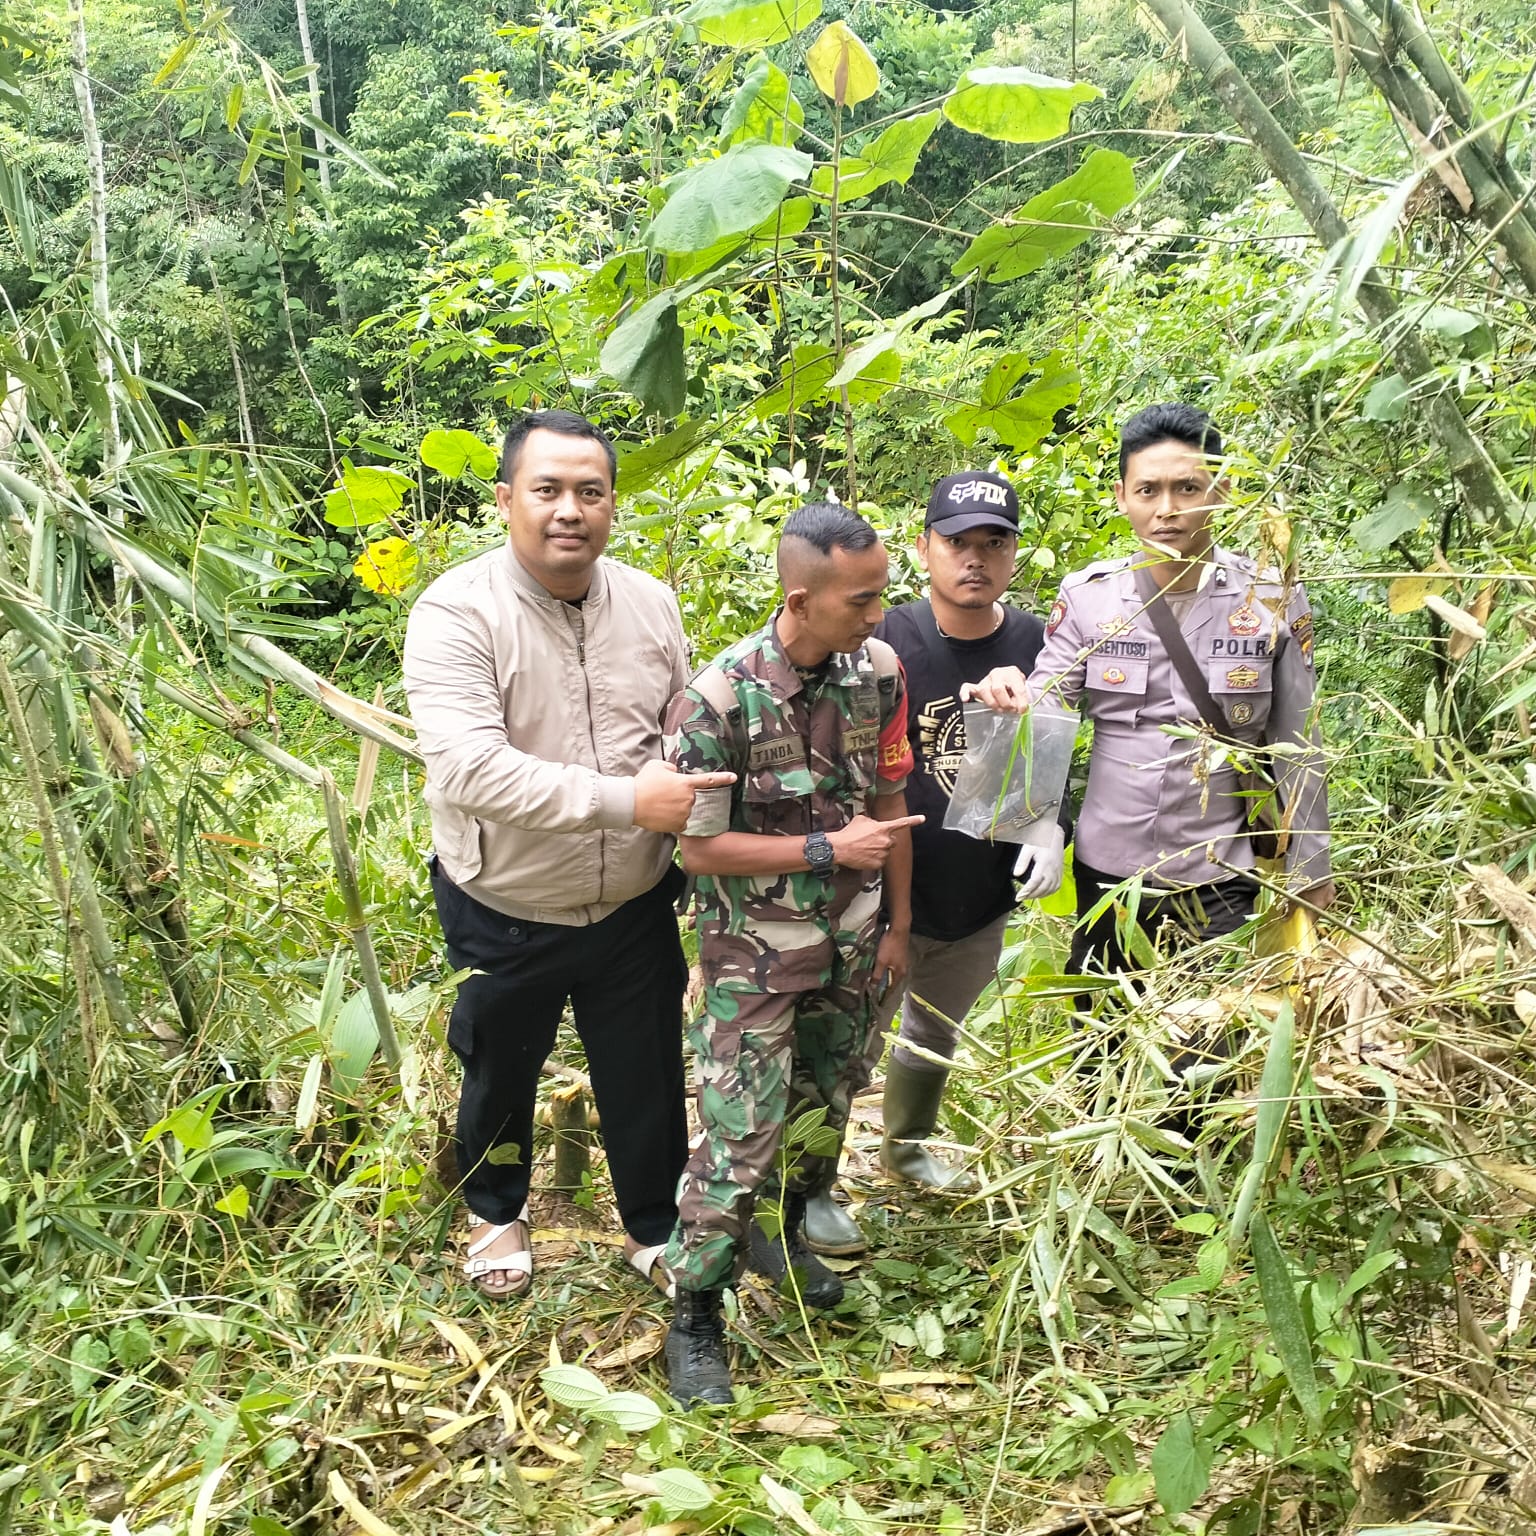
top-left (1063, 555), bottom-right (1127, 589)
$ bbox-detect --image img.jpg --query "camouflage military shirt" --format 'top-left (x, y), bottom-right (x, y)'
top-left (659, 614), bottom-right (913, 1291)
top-left (665, 615), bottom-right (912, 988)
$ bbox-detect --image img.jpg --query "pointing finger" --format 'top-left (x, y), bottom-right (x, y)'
top-left (692, 772), bottom-right (737, 787)
top-left (888, 815), bottom-right (925, 830)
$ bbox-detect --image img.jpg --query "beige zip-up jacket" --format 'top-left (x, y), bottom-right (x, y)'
top-left (402, 544), bottom-right (689, 925)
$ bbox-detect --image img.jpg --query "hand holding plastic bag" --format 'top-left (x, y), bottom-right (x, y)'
top-left (943, 699), bottom-right (1077, 844)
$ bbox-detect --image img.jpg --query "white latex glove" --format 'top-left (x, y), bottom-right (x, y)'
top-left (1013, 822), bottom-right (1065, 900)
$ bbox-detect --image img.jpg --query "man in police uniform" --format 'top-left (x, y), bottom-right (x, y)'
top-left (659, 502), bottom-right (920, 1407)
top-left (972, 402), bottom-right (1333, 998)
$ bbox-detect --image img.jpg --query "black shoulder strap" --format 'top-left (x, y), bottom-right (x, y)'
top-left (1131, 562), bottom-right (1230, 736)
top-left (689, 664), bottom-right (748, 764)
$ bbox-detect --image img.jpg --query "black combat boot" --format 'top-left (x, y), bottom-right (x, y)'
top-left (746, 1192), bottom-right (845, 1308)
top-left (665, 1288), bottom-right (733, 1407)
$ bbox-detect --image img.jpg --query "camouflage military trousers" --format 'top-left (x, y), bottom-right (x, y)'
top-left (663, 913), bottom-right (880, 1293)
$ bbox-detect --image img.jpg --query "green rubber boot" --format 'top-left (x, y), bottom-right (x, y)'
top-left (802, 1188), bottom-right (867, 1256)
top-left (880, 1058), bottom-right (979, 1194)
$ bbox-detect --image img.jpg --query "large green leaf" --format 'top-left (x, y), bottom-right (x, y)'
top-left (647, 143), bottom-right (813, 254)
top-left (665, 197), bottom-right (811, 282)
top-left (322, 464), bottom-right (411, 529)
top-left (944, 349), bottom-right (1080, 450)
top-left (419, 428), bottom-right (498, 481)
top-left (1352, 484), bottom-right (1435, 552)
top-left (1150, 1411), bottom-right (1212, 1517)
top-left (328, 988), bottom-right (381, 1097)
top-left (812, 110), bottom-right (941, 202)
top-left (943, 67), bottom-right (1101, 143)
top-left (618, 419), bottom-right (716, 495)
top-left (600, 295), bottom-right (686, 416)
top-left (681, 0), bottom-right (821, 49)
top-left (954, 149), bottom-right (1135, 282)
top-left (719, 55), bottom-right (804, 147)
top-left (1251, 1216), bottom-right (1323, 1427)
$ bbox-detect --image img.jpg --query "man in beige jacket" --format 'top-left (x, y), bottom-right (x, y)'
top-left (403, 410), bottom-right (733, 1298)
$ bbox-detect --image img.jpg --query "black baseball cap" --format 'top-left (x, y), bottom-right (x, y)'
top-left (925, 471), bottom-right (1020, 536)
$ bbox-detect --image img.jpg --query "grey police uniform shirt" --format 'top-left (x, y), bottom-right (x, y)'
top-left (1026, 546), bottom-right (1331, 892)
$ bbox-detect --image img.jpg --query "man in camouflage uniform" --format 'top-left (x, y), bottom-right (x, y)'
top-left (660, 503), bottom-right (919, 1407)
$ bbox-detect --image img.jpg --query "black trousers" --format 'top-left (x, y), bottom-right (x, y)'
top-left (1068, 859), bottom-right (1260, 983)
top-left (431, 861), bottom-right (688, 1246)
top-left (1067, 862), bottom-right (1261, 1119)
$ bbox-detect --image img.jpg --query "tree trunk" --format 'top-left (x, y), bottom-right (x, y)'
top-left (1140, 0), bottom-right (1518, 531)
top-left (294, 0), bottom-right (331, 197)
top-left (67, 0), bottom-right (118, 475)
top-left (1332, 0), bottom-right (1536, 291)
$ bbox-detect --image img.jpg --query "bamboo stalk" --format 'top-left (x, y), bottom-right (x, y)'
top-left (320, 769), bottom-right (402, 1072)
top-left (0, 643), bottom-right (137, 1061)
top-left (548, 1083), bottom-right (593, 1194)
top-left (1141, 0), bottom-right (1518, 531)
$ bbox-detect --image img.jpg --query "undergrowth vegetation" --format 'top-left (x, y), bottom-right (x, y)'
top-left (4, 0), bottom-right (1536, 1528)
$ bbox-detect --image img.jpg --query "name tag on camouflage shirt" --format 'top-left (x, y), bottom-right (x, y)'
top-left (747, 735), bottom-right (806, 772)
top-left (843, 725), bottom-right (879, 752)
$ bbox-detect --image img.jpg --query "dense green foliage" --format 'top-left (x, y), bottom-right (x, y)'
top-left (3, 0), bottom-right (1536, 1530)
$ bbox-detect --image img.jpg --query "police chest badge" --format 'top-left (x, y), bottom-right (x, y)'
top-left (1225, 664), bottom-right (1260, 689)
top-left (1228, 606), bottom-right (1261, 636)
top-left (1101, 666), bottom-right (1127, 686)
top-left (1229, 701), bottom-right (1254, 725)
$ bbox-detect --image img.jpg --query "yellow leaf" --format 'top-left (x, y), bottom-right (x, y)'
top-left (1387, 575), bottom-right (1435, 614)
top-left (880, 1391), bottom-right (930, 1411)
top-left (353, 536), bottom-right (419, 596)
top-left (213, 1185), bottom-right (249, 1218)
top-left (806, 22), bottom-right (879, 109)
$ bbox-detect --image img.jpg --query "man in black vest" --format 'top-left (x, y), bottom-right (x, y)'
top-left (804, 471), bottom-right (1068, 1254)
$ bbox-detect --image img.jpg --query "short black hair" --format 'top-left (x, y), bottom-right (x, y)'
top-left (780, 501), bottom-right (879, 555)
top-left (1118, 403), bottom-right (1222, 479)
top-left (499, 410), bottom-right (617, 489)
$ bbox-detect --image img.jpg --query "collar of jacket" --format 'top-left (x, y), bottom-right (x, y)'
top-left (502, 544), bottom-right (611, 608)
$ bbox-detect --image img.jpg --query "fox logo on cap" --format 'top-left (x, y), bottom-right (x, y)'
top-left (925, 470), bottom-right (1021, 534)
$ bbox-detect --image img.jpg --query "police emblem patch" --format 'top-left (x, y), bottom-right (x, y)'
top-left (1230, 701), bottom-right (1254, 725)
top-left (1102, 666), bottom-right (1127, 685)
top-left (1228, 606), bottom-right (1261, 636)
top-left (1225, 665), bottom-right (1260, 689)
top-left (1047, 599), bottom-right (1066, 636)
top-left (1290, 611), bottom-right (1315, 664)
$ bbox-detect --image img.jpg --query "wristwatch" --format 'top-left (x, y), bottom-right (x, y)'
top-left (803, 830), bottom-right (836, 875)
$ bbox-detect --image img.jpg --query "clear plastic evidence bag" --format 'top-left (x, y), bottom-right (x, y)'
top-left (942, 699), bottom-right (1077, 846)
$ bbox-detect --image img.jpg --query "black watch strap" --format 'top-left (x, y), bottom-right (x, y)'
top-left (803, 830), bottom-right (835, 874)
